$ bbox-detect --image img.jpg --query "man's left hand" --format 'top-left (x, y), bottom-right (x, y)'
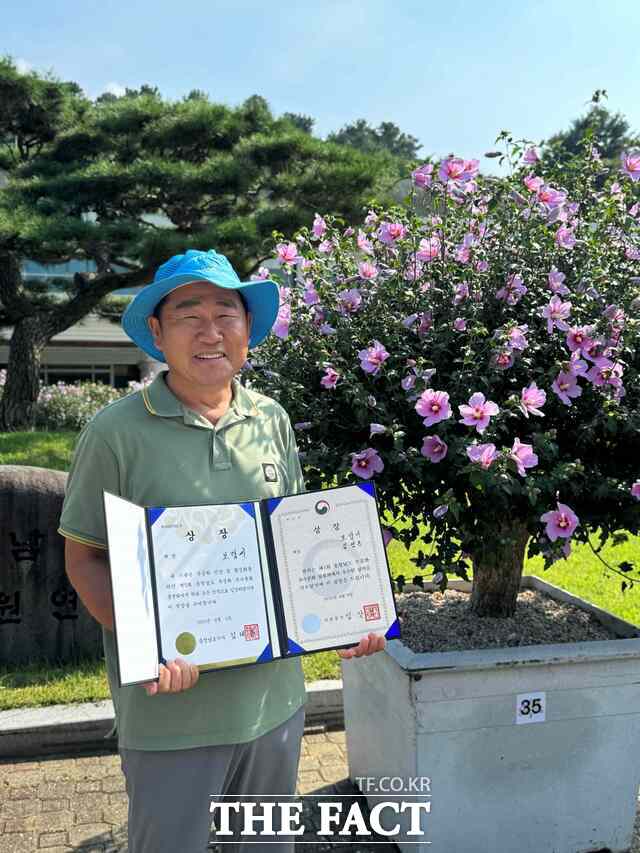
top-left (337, 632), bottom-right (386, 660)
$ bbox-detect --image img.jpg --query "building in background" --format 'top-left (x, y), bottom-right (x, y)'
top-left (0, 260), bottom-right (162, 387)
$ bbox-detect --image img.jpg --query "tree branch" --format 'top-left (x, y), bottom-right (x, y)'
top-left (111, 257), bottom-right (141, 270)
top-left (587, 539), bottom-right (637, 584)
top-left (46, 266), bottom-right (151, 337)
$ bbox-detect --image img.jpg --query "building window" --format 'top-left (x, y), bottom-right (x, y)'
top-left (38, 364), bottom-right (140, 388)
top-left (113, 365), bottom-right (140, 389)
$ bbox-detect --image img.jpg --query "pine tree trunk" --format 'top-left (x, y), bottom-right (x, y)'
top-left (0, 250), bottom-right (152, 432)
top-left (0, 317), bottom-right (47, 431)
top-left (469, 522), bottom-right (530, 617)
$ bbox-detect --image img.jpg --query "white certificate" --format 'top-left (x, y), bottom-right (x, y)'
top-left (103, 483), bottom-right (399, 686)
top-left (149, 503), bottom-right (271, 669)
top-left (268, 483), bottom-right (397, 653)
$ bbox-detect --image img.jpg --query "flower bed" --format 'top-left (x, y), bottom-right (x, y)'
top-left (0, 377), bottom-right (150, 431)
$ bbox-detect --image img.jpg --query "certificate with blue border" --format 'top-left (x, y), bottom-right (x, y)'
top-left (103, 483), bottom-right (400, 687)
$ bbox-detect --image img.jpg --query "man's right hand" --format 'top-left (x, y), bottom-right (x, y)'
top-left (142, 658), bottom-right (200, 696)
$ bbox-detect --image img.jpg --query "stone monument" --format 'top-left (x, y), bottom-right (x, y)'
top-left (0, 465), bottom-right (103, 665)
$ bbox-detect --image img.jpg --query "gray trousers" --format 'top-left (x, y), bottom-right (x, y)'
top-left (120, 706), bottom-right (305, 853)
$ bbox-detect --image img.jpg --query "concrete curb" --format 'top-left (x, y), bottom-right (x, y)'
top-left (0, 680), bottom-right (344, 759)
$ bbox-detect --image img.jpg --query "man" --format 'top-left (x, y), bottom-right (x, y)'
top-left (59, 249), bottom-right (385, 853)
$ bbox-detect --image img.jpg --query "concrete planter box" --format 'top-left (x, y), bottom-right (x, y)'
top-left (342, 576), bottom-right (640, 853)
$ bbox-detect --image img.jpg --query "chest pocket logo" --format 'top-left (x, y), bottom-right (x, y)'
top-left (262, 463), bottom-right (279, 483)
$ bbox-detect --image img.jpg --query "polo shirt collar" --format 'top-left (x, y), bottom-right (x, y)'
top-left (231, 379), bottom-right (260, 418)
top-left (141, 371), bottom-right (258, 420)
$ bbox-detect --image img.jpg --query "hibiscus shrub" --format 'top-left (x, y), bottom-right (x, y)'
top-left (251, 137), bottom-right (640, 618)
top-left (33, 380), bottom-right (149, 431)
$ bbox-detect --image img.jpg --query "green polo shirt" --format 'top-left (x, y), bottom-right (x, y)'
top-left (58, 371), bottom-right (307, 751)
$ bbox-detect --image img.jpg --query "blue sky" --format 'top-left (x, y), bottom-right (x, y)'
top-left (4, 0), bottom-right (639, 167)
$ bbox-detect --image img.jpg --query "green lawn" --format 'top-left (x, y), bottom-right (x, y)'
top-left (0, 660), bottom-right (109, 711)
top-left (0, 655), bottom-right (338, 711)
top-left (1, 430), bottom-right (639, 709)
top-left (0, 430), bottom-right (77, 471)
top-left (385, 526), bottom-right (640, 625)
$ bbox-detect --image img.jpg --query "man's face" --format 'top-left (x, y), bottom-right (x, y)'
top-left (147, 280), bottom-right (251, 391)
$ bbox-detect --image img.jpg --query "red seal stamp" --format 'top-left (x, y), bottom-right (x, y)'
top-left (244, 624), bottom-right (260, 641)
top-left (363, 603), bottom-right (380, 622)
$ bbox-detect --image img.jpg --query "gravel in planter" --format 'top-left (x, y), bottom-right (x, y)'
top-left (396, 589), bottom-right (619, 654)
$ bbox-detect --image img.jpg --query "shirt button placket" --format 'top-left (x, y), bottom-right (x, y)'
top-left (213, 425), bottom-right (232, 471)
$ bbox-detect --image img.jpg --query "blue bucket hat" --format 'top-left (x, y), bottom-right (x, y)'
top-left (122, 249), bottom-right (280, 361)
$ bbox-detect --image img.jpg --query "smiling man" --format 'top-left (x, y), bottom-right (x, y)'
top-left (58, 249), bottom-right (385, 853)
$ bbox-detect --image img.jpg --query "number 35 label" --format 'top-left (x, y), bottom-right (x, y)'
top-left (516, 691), bottom-right (546, 725)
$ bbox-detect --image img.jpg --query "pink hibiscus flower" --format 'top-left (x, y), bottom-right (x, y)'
top-left (496, 273), bottom-right (527, 305)
top-left (547, 268), bottom-right (570, 295)
top-left (303, 284), bottom-right (320, 306)
top-left (524, 174), bottom-right (544, 193)
top-left (536, 185), bottom-right (567, 209)
top-left (350, 448), bottom-right (384, 480)
top-left (586, 358), bottom-right (624, 390)
top-left (357, 230), bottom-right (374, 255)
top-left (454, 282), bottom-right (469, 304)
top-left (381, 527), bottom-right (394, 547)
top-left (438, 156), bottom-right (479, 184)
top-left (415, 390), bottom-right (452, 427)
top-left (466, 443), bottom-right (499, 469)
top-left (312, 213), bottom-right (327, 239)
top-left (272, 303), bottom-right (291, 339)
top-left (416, 312), bottom-right (434, 337)
top-left (542, 296), bottom-right (571, 333)
top-left (421, 435), bottom-right (448, 463)
top-left (552, 371), bottom-right (582, 406)
top-left (509, 438), bottom-right (538, 477)
top-left (403, 257), bottom-right (424, 281)
top-left (272, 286), bottom-right (291, 339)
top-left (378, 221), bottom-right (407, 245)
top-left (358, 261), bottom-right (379, 280)
top-left (621, 149), bottom-right (640, 182)
top-left (416, 236), bottom-right (441, 262)
top-left (520, 382), bottom-right (546, 418)
top-left (250, 266), bottom-right (270, 281)
top-left (412, 163), bottom-right (434, 188)
top-left (320, 366), bottom-right (340, 389)
top-left (555, 226), bottom-right (576, 250)
top-left (507, 325), bottom-right (529, 351)
top-left (358, 341), bottom-right (390, 375)
top-left (459, 392), bottom-right (500, 434)
top-left (566, 326), bottom-right (594, 353)
top-left (568, 351), bottom-right (589, 375)
top-left (492, 350), bottom-right (514, 370)
top-left (276, 242), bottom-right (299, 264)
top-left (540, 503), bottom-right (579, 541)
top-left (337, 288), bottom-right (363, 314)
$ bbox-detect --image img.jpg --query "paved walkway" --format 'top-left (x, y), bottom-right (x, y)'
top-left (3, 731), bottom-right (640, 852)
top-left (0, 728), bottom-right (397, 852)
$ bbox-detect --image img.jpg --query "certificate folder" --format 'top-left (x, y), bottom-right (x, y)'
top-left (102, 482), bottom-right (400, 687)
